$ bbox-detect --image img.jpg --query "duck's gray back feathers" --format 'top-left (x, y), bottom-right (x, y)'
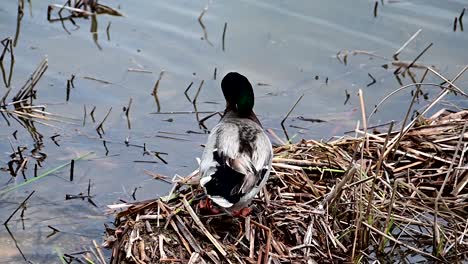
top-left (199, 113), bottom-right (272, 209)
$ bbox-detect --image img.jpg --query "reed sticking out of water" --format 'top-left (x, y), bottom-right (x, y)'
top-left (14, 0), bottom-right (24, 47)
top-left (4, 225), bottom-right (28, 262)
top-left (192, 80), bottom-right (204, 105)
top-left (184, 81), bottom-right (194, 102)
top-left (344, 89), bottom-right (350, 105)
top-left (1, 57), bottom-right (78, 147)
top-left (102, 140), bottom-right (109, 156)
top-left (131, 187), bottom-right (138, 200)
top-left (90, 13), bottom-right (102, 50)
top-left (0, 152), bottom-right (93, 195)
top-left (83, 76), bottom-right (112, 84)
top-left (69, 159), bottom-right (74, 181)
top-left (96, 107), bottom-right (112, 137)
top-left (47, 0), bottom-right (123, 36)
top-left (65, 75), bottom-right (74, 101)
top-left (198, 111), bottom-right (221, 130)
top-left (0, 37), bottom-right (15, 88)
top-left (143, 170), bottom-right (171, 184)
top-left (89, 105), bottom-right (96, 122)
top-left (82, 104), bottom-right (87, 126)
top-left (460, 8), bottom-right (465, 31)
top-left (127, 68), bottom-right (152, 74)
top-left (124, 97), bottom-right (132, 130)
top-left (4, 190), bottom-right (35, 225)
top-left (151, 71), bottom-right (164, 113)
top-left (366, 73), bottom-right (376, 87)
top-left (373, 1), bottom-right (378, 18)
top-left (143, 147), bottom-right (168, 165)
top-left (65, 178), bottom-right (98, 207)
top-left (106, 21), bottom-right (111, 41)
top-left (192, 80), bottom-right (205, 129)
top-left (222, 22), bottom-right (227, 51)
top-left (13, 58), bottom-right (47, 102)
top-left (338, 48), bottom-right (430, 77)
top-left (393, 29), bottom-right (421, 60)
top-left (403, 42), bottom-right (433, 73)
top-left (281, 94), bottom-right (304, 141)
top-left (198, 6), bottom-right (213, 46)
top-left (47, 225), bottom-right (60, 238)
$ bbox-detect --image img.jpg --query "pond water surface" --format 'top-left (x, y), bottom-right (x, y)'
top-left (0, 0), bottom-right (467, 263)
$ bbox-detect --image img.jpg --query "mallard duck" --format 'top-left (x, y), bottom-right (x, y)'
top-left (199, 72), bottom-right (273, 216)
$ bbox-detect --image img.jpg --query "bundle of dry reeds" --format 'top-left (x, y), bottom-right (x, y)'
top-left (104, 103), bottom-right (468, 263)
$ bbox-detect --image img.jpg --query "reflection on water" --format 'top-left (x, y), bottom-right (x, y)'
top-left (13, 0), bottom-right (24, 47)
top-left (0, 0), bottom-right (467, 262)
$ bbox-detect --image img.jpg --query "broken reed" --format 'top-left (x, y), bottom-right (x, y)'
top-left (105, 106), bottom-right (468, 263)
top-left (47, 0), bottom-right (123, 49)
top-left (0, 56), bottom-right (86, 186)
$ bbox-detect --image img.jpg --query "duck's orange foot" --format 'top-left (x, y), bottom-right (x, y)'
top-left (198, 198), bottom-right (221, 214)
top-left (232, 207), bottom-right (252, 217)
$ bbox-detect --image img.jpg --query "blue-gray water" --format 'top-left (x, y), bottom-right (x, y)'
top-left (0, 0), bottom-right (467, 263)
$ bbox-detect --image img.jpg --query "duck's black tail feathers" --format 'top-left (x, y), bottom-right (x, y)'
top-left (203, 151), bottom-right (245, 205)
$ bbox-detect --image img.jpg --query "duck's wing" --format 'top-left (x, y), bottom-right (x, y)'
top-left (199, 120), bottom-right (272, 208)
top-left (249, 130), bottom-right (273, 189)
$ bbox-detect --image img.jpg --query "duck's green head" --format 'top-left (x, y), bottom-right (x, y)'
top-left (221, 72), bottom-right (254, 117)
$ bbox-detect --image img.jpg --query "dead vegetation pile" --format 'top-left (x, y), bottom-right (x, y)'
top-left (104, 103), bottom-right (468, 263)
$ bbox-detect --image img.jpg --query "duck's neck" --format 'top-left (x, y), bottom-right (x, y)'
top-left (223, 109), bottom-right (262, 127)
top-left (248, 111), bottom-right (262, 127)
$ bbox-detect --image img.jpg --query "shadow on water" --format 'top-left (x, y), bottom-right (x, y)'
top-left (0, 0), bottom-right (467, 263)
top-left (13, 0), bottom-right (24, 47)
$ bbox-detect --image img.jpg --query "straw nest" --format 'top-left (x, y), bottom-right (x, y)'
top-left (104, 108), bottom-right (468, 263)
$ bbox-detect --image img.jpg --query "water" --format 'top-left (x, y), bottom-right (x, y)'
top-left (0, 0), bottom-right (467, 263)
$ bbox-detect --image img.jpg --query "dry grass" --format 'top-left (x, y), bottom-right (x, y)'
top-left (103, 104), bottom-right (468, 263)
